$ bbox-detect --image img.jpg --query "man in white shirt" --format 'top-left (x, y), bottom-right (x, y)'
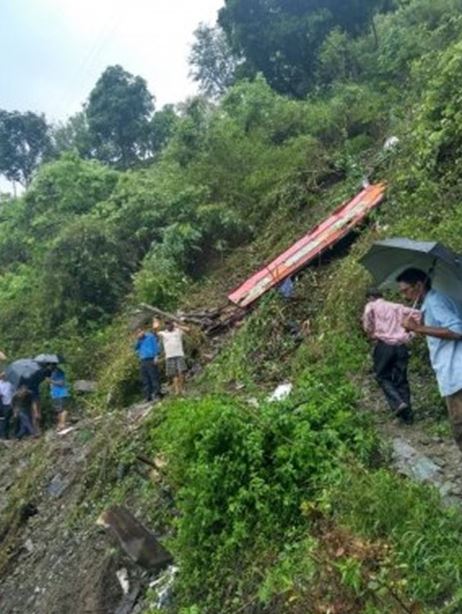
top-left (153, 319), bottom-right (189, 395)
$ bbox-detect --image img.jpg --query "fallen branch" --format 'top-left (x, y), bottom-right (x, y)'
top-left (139, 303), bottom-right (184, 325)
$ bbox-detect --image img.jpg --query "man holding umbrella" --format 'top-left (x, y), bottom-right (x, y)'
top-left (362, 238), bottom-right (462, 450)
top-left (398, 268), bottom-right (462, 450)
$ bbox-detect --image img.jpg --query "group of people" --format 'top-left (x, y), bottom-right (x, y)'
top-left (134, 318), bottom-right (189, 402)
top-left (363, 267), bottom-right (462, 450)
top-left (0, 363), bottom-right (71, 441)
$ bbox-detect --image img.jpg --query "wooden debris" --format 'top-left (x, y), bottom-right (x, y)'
top-left (137, 302), bottom-right (247, 337)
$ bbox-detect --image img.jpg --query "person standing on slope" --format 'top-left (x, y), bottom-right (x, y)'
top-left (362, 288), bottom-right (420, 424)
top-left (134, 326), bottom-right (161, 403)
top-left (399, 268), bottom-right (462, 450)
top-left (153, 318), bottom-right (189, 396)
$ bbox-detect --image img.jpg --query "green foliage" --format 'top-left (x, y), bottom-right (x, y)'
top-left (0, 110), bottom-right (51, 186)
top-left (86, 64), bottom-right (154, 168)
top-left (26, 152), bottom-right (118, 219)
top-left (189, 23), bottom-right (239, 98)
top-left (51, 112), bottom-right (92, 158)
top-left (206, 295), bottom-right (300, 387)
top-left (133, 253), bottom-right (187, 311)
top-left (154, 375), bottom-right (378, 608)
top-left (148, 105), bottom-right (179, 155)
top-left (219, 0), bottom-right (390, 97)
top-left (41, 217), bottom-right (133, 328)
top-left (328, 466), bottom-right (462, 608)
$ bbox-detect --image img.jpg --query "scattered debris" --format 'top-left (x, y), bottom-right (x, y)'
top-left (150, 565), bottom-right (179, 609)
top-left (57, 426), bottom-right (76, 436)
top-left (116, 568), bottom-right (130, 595)
top-left (268, 383), bottom-right (293, 403)
top-left (139, 302), bottom-right (246, 338)
top-left (97, 506), bottom-right (173, 571)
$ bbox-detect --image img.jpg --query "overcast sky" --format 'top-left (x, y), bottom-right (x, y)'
top-left (0, 0), bottom-right (224, 124)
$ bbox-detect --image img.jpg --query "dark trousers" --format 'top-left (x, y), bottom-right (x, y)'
top-left (373, 342), bottom-right (411, 413)
top-left (0, 404), bottom-right (12, 439)
top-left (16, 409), bottom-right (35, 439)
top-left (140, 359), bottom-right (160, 401)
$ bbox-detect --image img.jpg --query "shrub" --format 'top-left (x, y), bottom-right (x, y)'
top-left (153, 374), bottom-right (378, 608)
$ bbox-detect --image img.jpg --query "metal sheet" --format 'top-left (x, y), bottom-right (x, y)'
top-left (228, 183), bottom-right (386, 308)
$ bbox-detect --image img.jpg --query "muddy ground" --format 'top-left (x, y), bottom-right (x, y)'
top-left (0, 405), bottom-right (165, 614)
top-left (1, 367), bottom-right (462, 614)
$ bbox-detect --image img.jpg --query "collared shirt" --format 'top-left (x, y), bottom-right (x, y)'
top-left (158, 329), bottom-right (184, 359)
top-left (422, 289), bottom-right (462, 397)
top-left (135, 332), bottom-right (159, 360)
top-left (0, 380), bottom-right (14, 406)
top-left (362, 298), bottom-right (419, 345)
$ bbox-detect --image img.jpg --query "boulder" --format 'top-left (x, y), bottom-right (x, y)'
top-left (73, 380), bottom-right (97, 393)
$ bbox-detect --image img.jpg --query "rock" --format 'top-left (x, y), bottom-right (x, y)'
top-left (268, 383), bottom-right (293, 403)
top-left (412, 457), bottom-right (442, 482)
top-left (97, 506), bottom-right (173, 571)
top-left (24, 539), bottom-right (34, 554)
top-left (384, 136), bottom-right (400, 151)
top-left (47, 474), bottom-right (68, 498)
top-left (392, 437), bottom-right (441, 484)
top-left (73, 380), bottom-right (97, 393)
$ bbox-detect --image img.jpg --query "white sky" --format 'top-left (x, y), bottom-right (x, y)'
top-left (0, 0), bottom-right (224, 123)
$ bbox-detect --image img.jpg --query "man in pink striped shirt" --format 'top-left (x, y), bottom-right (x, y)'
top-left (362, 288), bottom-right (420, 423)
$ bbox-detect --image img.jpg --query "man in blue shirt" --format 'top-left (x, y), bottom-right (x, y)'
top-left (134, 326), bottom-right (161, 402)
top-left (398, 268), bottom-right (462, 450)
top-left (50, 366), bottom-right (70, 433)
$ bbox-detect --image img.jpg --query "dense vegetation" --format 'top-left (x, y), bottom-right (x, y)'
top-left (3, 0), bottom-right (462, 611)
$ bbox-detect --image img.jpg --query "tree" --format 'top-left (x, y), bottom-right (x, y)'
top-left (51, 112), bottom-right (92, 159)
top-left (86, 65), bottom-right (155, 168)
top-left (0, 110), bottom-right (51, 186)
top-left (189, 23), bottom-right (240, 98)
top-left (41, 218), bottom-right (133, 328)
top-left (218, 0), bottom-right (389, 97)
top-left (148, 105), bottom-right (179, 155)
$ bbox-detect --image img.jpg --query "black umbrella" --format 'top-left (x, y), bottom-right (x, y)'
top-left (361, 238), bottom-right (462, 303)
top-left (34, 353), bottom-right (64, 365)
top-left (5, 359), bottom-right (42, 389)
